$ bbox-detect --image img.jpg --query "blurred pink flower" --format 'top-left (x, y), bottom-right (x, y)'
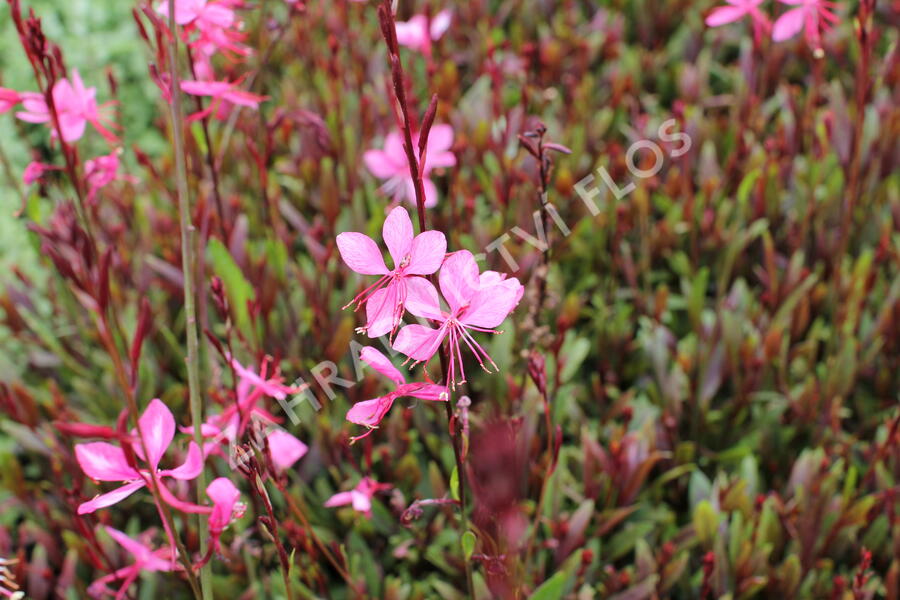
top-left (324, 476), bottom-right (392, 517)
top-left (0, 88), bottom-right (21, 113)
top-left (205, 477), bottom-right (245, 550)
top-left (157, 0), bottom-right (249, 57)
top-left (180, 79), bottom-right (266, 121)
top-left (88, 527), bottom-right (178, 599)
top-left (75, 399), bottom-right (203, 515)
top-left (346, 347), bottom-right (446, 441)
top-left (394, 10), bottom-right (452, 54)
top-left (84, 150), bottom-right (135, 201)
top-left (705, 0), bottom-right (768, 28)
top-left (772, 0), bottom-right (839, 50)
top-left (22, 161), bottom-right (59, 185)
top-left (363, 124), bottom-right (455, 208)
top-left (393, 250), bottom-right (524, 386)
top-left (16, 70), bottom-right (117, 143)
top-left (336, 206), bottom-right (447, 337)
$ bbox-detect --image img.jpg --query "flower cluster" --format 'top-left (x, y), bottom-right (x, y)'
top-left (337, 206), bottom-right (524, 392)
top-left (706, 0), bottom-right (840, 52)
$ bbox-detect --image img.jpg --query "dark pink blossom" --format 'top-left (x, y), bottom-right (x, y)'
top-left (393, 250), bottom-right (524, 386)
top-left (84, 150), bottom-right (135, 201)
top-left (0, 88), bottom-right (21, 114)
top-left (346, 347), bottom-right (446, 441)
top-left (336, 206), bottom-right (446, 337)
top-left (324, 477), bottom-right (392, 517)
top-left (705, 0), bottom-right (769, 29)
top-left (22, 161), bottom-right (60, 185)
top-left (363, 124), bottom-right (455, 208)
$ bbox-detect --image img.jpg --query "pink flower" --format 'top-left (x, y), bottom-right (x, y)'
top-left (75, 399), bottom-right (204, 515)
top-left (205, 477), bottom-right (245, 550)
top-left (394, 10), bottom-right (452, 54)
top-left (705, 0), bottom-right (769, 28)
top-left (22, 161), bottom-right (59, 185)
top-left (325, 477), bottom-right (392, 517)
top-left (336, 206), bottom-right (447, 337)
top-left (772, 0), bottom-right (840, 50)
top-left (180, 79), bottom-right (266, 121)
top-left (16, 70), bottom-right (117, 143)
top-left (363, 124), bottom-right (455, 208)
top-left (393, 250), bottom-right (524, 387)
top-left (187, 357), bottom-right (308, 472)
top-left (88, 527), bottom-right (179, 599)
top-left (346, 347), bottom-right (447, 441)
top-left (157, 0), bottom-right (248, 57)
top-left (0, 88), bottom-right (21, 114)
top-left (84, 150), bottom-right (134, 201)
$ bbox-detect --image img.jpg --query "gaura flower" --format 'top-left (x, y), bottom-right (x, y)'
top-left (186, 356), bottom-right (307, 472)
top-left (75, 399), bottom-right (203, 515)
top-left (157, 0), bottom-right (249, 57)
top-left (22, 161), bottom-right (60, 186)
top-left (0, 88), bottom-right (21, 114)
top-left (346, 347), bottom-right (447, 442)
top-left (705, 0), bottom-right (769, 28)
top-left (772, 0), bottom-right (840, 51)
top-left (180, 79), bottom-right (266, 121)
top-left (16, 70), bottom-right (117, 143)
top-left (363, 124), bottom-right (455, 208)
top-left (393, 250), bottom-right (524, 387)
top-left (88, 527), bottom-right (179, 599)
top-left (84, 150), bottom-right (135, 201)
top-left (336, 206), bottom-right (446, 337)
top-left (324, 476), bottom-right (392, 517)
top-left (203, 477), bottom-right (245, 550)
top-left (394, 10), bottom-right (452, 55)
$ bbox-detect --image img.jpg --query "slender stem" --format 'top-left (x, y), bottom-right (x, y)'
top-left (166, 2), bottom-right (213, 598)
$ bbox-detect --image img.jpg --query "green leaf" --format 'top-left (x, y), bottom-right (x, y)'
top-left (461, 531), bottom-right (476, 561)
top-left (530, 572), bottom-right (567, 600)
top-left (450, 466), bottom-right (459, 502)
top-left (207, 238), bottom-right (255, 339)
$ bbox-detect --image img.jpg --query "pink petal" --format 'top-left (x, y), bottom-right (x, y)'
top-left (404, 276), bottom-right (443, 320)
top-left (77, 480), bottom-right (146, 514)
top-left (364, 283), bottom-right (401, 338)
top-left (705, 5), bottom-right (747, 26)
top-left (382, 206), bottom-right (414, 267)
top-left (346, 396), bottom-right (394, 427)
top-left (159, 442), bottom-right (204, 480)
top-left (429, 10), bottom-right (452, 39)
top-left (421, 178), bottom-right (439, 208)
top-left (75, 442), bottom-right (141, 482)
top-left (393, 324), bottom-right (444, 362)
top-left (360, 347), bottom-right (405, 384)
top-left (105, 527), bottom-right (158, 563)
top-left (266, 430), bottom-right (308, 471)
top-left (772, 7), bottom-right (805, 41)
top-left (396, 383), bottom-right (448, 401)
top-left (350, 491), bottom-right (372, 514)
top-left (438, 250), bottom-right (480, 314)
top-left (395, 16), bottom-right (429, 51)
top-left (406, 230), bottom-right (447, 275)
top-left (324, 491), bottom-right (354, 507)
top-left (425, 124), bottom-right (455, 158)
top-left (336, 232), bottom-right (389, 275)
top-left (207, 477), bottom-right (241, 532)
top-left (363, 149), bottom-right (403, 179)
top-left (461, 277), bottom-right (524, 328)
top-left (137, 399), bottom-right (176, 471)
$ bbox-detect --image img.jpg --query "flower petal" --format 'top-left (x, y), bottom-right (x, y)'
top-left (336, 232), bottom-right (389, 275)
top-left (137, 399), bottom-right (176, 471)
top-left (77, 480), bottom-right (146, 514)
top-left (75, 442), bottom-right (141, 482)
top-left (439, 250), bottom-right (480, 313)
top-left (382, 206), bottom-right (414, 267)
top-left (346, 396), bottom-right (395, 427)
top-left (772, 7), bottom-right (805, 41)
top-left (265, 430), bottom-right (308, 471)
top-left (159, 442), bottom-right (204, 480)
top-left (364, 283), bottom-right (401, 338)
top-left (324, 491), bottom-right (354, 507)
top-left (406, 231), bottom-right (447, 275)
top-left (393, 324), bottom-right (444, 362)
top-left (398, 383), bottom-right (448, 401)
top-left (404, 277), bottom-right (443, 320)
top-left (360, 346), bottom-right (405, 384)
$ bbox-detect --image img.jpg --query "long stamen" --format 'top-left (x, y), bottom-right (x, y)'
top-left (343, 274), bottom-right (391, 311)
top-left (461, 325), bottom-right (499, 372)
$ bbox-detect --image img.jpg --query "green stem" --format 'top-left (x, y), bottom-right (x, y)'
top-left (166, 1), bottom-right (212, 598)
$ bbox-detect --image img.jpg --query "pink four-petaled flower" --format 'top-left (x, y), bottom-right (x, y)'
top-left (393, 250), bottom-right (524, 387)
top-left (772, 0), bottom-right (840, 51)
top-left (180, 79), bottom-right (266, 121)
top-left (363, 124), bottom-right (456, 208)
top-left (346, 347), bottom-right (447, 441)
top-left (88, 527), bottom-right (179, 599)
top-left (336, 206), bottom-right (447, 337)
top-left (324, 477), bottom-right (392, 517)
top-left (75, 399), bottom-right (204, 515)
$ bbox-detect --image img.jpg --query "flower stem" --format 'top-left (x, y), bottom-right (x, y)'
top-left (167, 2), bottom-right (213, 598)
